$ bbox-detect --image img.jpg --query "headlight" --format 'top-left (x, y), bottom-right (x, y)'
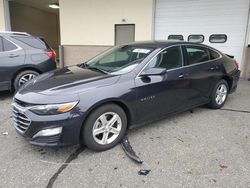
top-left (29, 101), bottom-right (79, 115)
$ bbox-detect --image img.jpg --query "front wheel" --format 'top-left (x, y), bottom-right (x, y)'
top-left (208, 79), bottom-right (229, 109)
top-left (81, 104), bottom-right (127, 151)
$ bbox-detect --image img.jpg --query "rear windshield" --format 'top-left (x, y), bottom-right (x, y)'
top-left (12, 36), bottom-right (50, 49)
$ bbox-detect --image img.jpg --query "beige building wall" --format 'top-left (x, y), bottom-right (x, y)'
top-left (0, 0), bottom-right (6, 31)
top-left (59, 0), bottom-right (154, 65)
top-left (62, 45), bottom-right (111, 66)
top-left (241, 15), bottom-right (250, 79)
top-left (246, 31), bottom-right (250, 79)
top-left (9, 2), bottom-right (60, 53)
top-left (248, 25), bottom-right (250, 44)
top-left (59, 0), bottom-right (154, 45)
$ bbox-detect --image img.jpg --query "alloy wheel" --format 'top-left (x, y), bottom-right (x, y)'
top-left (215, 84), bottom-right (227, 105)
top-left (92, 112), bottom-right (122, 145)
top-left (18, 73), bottom-right (37, 86)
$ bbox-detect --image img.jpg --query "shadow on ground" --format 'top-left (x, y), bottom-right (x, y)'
top-left (0, 91), bottom-right (13, 100)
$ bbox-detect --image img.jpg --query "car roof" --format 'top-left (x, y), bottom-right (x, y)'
top-left (125, 40), bottom-right (208, 48)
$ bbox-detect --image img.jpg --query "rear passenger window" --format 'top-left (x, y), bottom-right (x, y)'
top-left (209, 49), bottom-right (220, 59)
top-left (3, 38), bottom-right (17, 51)
top-left (168, 35), bottom-right (184, 41)
top-left (13, 36), bottom-right (48, 49)
top-left (148, 46), bottom-right (183, 70)
top-left (186, 46), bottom-right (210, 65)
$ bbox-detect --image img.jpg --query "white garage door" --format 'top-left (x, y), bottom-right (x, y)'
top-left (154, 0), bottom-right (250, 66)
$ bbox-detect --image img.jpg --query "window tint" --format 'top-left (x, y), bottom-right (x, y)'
top-left (13, 36), bottom-right (48, 49)
top-left (188, 35), bottom-right (204, 43)
top-left (186, 46), bottom-right (210, 65)
top-left (0, 37), bottom-right (3, 51)
top-left (97, 48), bottom-right (151, 65)
top-left (86, 45), bottom-right (154, 73)
top-left (209, 49), bottom-right (220, 59)
top-left (168, 35), bottom-right (184, 41)
top-left (3, 38), bottom-right (17, 51)
top-left (98, 51), bottom-right (129, 64)
top-left (148, 46), bottom-right (183, 70)
top-left (209, 34), bottom-right (227, 43)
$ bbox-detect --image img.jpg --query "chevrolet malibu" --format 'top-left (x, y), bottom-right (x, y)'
top-left (12, 41), bottom-right (240, 151)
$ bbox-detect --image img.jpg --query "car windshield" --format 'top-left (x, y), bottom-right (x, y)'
top-left (82, 45), bottom-right (155, 74)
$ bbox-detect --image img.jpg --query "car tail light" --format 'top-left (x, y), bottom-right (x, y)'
top-left (234, 60), bottom-right (239, 70)
top-left (45, 51), bottom-right (56, 60)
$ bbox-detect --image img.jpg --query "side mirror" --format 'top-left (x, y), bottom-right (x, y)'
top-left (140, 68), bottom-right (166, 77)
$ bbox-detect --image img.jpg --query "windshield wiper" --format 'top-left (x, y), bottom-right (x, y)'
top-left (77, 63), bottom-right (108, 74)
top-left (87, 67), bottom-right (108, 74)
top-left (77, 62), bottom-right (87, 68)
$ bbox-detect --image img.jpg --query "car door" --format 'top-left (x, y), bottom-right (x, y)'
top-left (0, 36), bottom-right (25, 89)
top-left (134, 45), bottom-right (192, 123)
top-left (183, 45), bottom-right (221, 106)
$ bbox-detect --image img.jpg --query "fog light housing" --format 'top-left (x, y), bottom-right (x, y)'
top-left (33, 127), bottom-right (62, 138)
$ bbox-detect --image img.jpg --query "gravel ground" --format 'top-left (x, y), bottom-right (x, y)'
top-left (0, 80), bottom-right (249, 188)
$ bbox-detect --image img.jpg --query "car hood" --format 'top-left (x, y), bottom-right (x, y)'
top-left (19, 66), bottom-right (120, 96)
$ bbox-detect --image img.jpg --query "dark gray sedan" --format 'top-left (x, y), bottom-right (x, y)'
top-left (12, 41), bottom-right (240, 151)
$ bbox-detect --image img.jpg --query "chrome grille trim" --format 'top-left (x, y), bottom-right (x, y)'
top-left (12, 102), bottom-right (31, 133)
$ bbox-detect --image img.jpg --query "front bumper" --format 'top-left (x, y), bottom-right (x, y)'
top-left (12, 102), bottom-right (85, 147)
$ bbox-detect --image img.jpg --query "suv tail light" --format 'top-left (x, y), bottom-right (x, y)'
top-left (234, 60), bottom-right (239, 70)
top-left (45, 51), bottom-right (56, 61)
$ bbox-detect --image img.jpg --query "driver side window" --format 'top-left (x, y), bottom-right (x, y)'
top-left (147, 46), bottom-right (183, 70)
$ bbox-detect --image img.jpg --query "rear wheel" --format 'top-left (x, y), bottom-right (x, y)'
top-left (208, 79), bottom-right (229, 109)
top-left (81, 104), bottom-right (127, 151)
top-left (13, 70), bottom-right (39, 91)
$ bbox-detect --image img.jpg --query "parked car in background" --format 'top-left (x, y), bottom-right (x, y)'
top-left (0, 31), bottom-right (57, 92)
top-left (12, 41), bottom-right (240, 151)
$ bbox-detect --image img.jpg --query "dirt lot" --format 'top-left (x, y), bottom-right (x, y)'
top-left (0, 80), bottom-right (249, 188)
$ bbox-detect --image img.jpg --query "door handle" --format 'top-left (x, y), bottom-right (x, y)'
top-left (210, 66), bottom-right (219, 71)
top-left (179, 73), bottom-right (189, 78)
top-left (9, 54), bottom-right (19, 58)
top-left (179, 73), bottom-right (184, 78)
top-left (210, 67), bottom-right (215, 71)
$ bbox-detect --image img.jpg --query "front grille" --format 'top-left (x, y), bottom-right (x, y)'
top-left (12, 103), bottom-right (31, 133)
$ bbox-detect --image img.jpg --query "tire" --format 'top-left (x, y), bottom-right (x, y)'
top-left (208, 79), bottom-right (229, 109)
top-left (81, 104), bottom-right (127, 151)
top-left (13, 70), bottom-right (39, 91)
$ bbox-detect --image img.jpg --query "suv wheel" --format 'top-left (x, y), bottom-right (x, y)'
top-left (14, 70), bottom-right (39, 91)
top-left (208, 79), bottom-right (229, 109)
top-left (81, 104), bottom-right (127, 151)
